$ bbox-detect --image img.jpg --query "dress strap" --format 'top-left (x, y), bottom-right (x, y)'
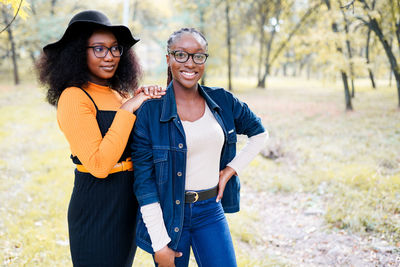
top-left (78, 87), bottom-right (99, 111)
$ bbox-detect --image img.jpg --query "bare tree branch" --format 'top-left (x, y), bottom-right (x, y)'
top-left (340, 0), bottom-right (355, 9)
top-left (0, 0), bottom-right (24, 34)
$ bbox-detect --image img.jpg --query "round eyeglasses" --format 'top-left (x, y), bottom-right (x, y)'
top-left (87, 45), bottom-right (123, 58)
top-left (169, 50), bottom-right (208, 64)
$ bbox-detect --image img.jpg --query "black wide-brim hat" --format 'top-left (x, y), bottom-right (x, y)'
top-left (43, 10), bottom-right (139, 54)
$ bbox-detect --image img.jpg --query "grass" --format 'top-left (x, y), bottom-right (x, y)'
top-left (1, 77), bottom-right (399, 266)
top-left (237, 78), bottom-right (400, 244)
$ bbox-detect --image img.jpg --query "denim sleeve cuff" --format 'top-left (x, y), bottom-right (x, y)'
top-left (136, 193), bottom-right (160, 207)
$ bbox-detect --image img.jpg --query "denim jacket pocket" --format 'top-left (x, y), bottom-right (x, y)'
top-left (153, 149), bottom-right (168, 184)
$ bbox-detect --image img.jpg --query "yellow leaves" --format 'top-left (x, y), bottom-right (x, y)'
top-left (0, 0), bottom-right (30, 20)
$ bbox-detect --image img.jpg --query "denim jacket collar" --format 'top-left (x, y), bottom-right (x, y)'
top-left (160, 83), bottom-right (221, 123)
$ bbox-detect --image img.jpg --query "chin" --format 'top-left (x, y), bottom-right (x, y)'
top-left (178, 79), bottom-right (200, 89)
top-left (101, 73), bottom-right (116, 80)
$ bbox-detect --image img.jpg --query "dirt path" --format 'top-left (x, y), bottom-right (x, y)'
top-left (241, 187), bottom-right (400, 266)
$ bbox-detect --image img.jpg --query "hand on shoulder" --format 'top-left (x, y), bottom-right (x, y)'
top-left (121, 85), bottom-right (166, 113)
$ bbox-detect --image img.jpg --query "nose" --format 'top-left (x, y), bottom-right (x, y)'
top-left (103, 49), bottom-right (114, 61)
top-left (184, 55), bottom-right (195, 67)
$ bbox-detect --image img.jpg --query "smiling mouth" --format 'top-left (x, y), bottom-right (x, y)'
top-left (101, 66), bottom-right (115, 71)
top-left (181, 71), bottom-right (196, 78)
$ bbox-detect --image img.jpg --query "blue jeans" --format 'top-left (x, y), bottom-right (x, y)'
top-left (173, 195), bottom-right (237, 267)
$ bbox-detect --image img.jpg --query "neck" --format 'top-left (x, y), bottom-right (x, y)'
top-left (88, 75), bottom-right (109, 86)
top-left (172, 81), bottom-right (200, 102)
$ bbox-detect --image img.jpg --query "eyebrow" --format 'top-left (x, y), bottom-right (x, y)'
top-left (174, 47), bottom-right (207, 52)
top-left (89, 41), bottom-right (118, 46)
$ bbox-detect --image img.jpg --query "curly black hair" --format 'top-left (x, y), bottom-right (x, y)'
top-left (36, 25), bottom-right (142, 106)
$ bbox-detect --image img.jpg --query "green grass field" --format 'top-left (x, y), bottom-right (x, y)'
top-left (0, 77), bottom-right (399, 266)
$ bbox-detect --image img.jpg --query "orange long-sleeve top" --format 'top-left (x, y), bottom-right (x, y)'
top-left (57, 82), bottom-right (136, 178)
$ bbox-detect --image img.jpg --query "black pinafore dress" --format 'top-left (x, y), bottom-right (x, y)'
top-left (68, 88), bottom-right (138, 267)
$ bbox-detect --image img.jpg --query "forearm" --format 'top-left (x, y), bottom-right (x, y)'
top-left (141, 203), bottom-right (171, 252)
top-left (227, 131), bottom-right (268, 175)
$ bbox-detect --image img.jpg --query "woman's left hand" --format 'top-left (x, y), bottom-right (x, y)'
top-left (216, 166), bottom-right (236, 202)
top-left (135, 85), bottom-right (166, 98)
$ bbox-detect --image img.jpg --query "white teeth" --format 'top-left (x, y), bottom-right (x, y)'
top-left (182, 71), bottom-right (195, 77)
top-left (102, 66), bottom-right (114, 71)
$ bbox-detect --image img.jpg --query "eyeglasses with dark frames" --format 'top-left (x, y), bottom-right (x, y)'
top-left (87, 45), bottom-right (123, 58)
top-left (168, 50), bottom-right (208, 64)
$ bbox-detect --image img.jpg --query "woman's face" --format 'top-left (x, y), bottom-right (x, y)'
top-left (86, 29), bottom-right (120, 85)
top-left (167, 33), bottom-right (207, 90)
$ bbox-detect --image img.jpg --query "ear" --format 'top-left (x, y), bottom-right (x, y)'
top-left (166, 54), bottom-right (171, 66)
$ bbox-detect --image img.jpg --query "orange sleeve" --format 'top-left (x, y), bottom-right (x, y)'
top-left (57, 87), bottom-right (136, 178)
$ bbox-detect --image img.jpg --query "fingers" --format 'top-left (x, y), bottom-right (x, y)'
top-left (175, 251), bottom-right (183, 258)
top-left (143, 86), bottom-right (150, 96)
top-left (139, 85), bottom-right (166, 98)
top-left (134, 86), bottom-right (145, 97)
top-left (216, 170), bottom-right (225, 202)
top-left (138, 92), bottom-right (152, 101)
top-left (216, 183), bottom-right (224, 202)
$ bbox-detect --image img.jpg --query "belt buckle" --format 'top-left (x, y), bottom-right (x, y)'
top-left (186, 191), bottom-right (199, 203)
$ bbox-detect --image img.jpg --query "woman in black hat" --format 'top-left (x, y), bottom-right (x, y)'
top-left (36, 10), bottom-right (163, 266)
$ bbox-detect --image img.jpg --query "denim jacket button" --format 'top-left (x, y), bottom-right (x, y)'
top-left (178, 143), bottom-right (183, 148)
top-left (175, 200), bottom-right (180, 205)
top-left (174, 227), bottom-right (179, 232)
top-left (177, 172), bottom-right (182, 177)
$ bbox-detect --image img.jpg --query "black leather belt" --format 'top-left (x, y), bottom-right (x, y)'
top-left (185, 187), bottom-right (218, 203)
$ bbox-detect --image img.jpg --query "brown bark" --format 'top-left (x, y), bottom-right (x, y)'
top-left (325, 0), bottom-right (353, 110)
top-left (1, 7), bottom-right (20, 85)
top-left (225, 0), bottom-right (232, 91)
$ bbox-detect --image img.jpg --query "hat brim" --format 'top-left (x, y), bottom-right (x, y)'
top-left (43, 21), bottom-right (139, 53)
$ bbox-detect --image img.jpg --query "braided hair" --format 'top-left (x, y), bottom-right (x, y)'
top-left (166, 28), bottom-right (208, 86)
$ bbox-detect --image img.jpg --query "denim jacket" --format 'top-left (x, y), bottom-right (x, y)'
top-left (131, 83), bottom-right (265, 253)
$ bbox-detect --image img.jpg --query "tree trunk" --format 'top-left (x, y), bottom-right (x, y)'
top-left (257, 10), bottom-right (266, 84)
top-left (358, 0), bottom-right (400, 107)
top-left (200, 9), bottom-right (206, 86)
top-left (50, 0), bottom-right (58, 15)
top-left (388, 0), bottom-right (400, 52)
top-left (341, 4), bottom-right (356, 97)
top-left (368, 17), bottom-right (400, 107)
top-left (341, 71), bottom-right (353, 110)
top-left (283, 63), bottom-right (287, 77)
top-left (225, 1), bottom-right (232, 91)
top-left (258, 0), bottom-right (281, 88)
top-left (324, 0), bottom-right (352, 110)
top-left (365, 28), bottom-right (376, 89)
top-left (2, 8), bottom-right (19, 85)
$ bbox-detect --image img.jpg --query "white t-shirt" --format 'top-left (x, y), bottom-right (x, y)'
top-left (182, 104), bottom-right (224, 190)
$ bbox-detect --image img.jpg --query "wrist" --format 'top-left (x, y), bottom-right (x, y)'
top-left (225, 165), bottom-right (237, 176)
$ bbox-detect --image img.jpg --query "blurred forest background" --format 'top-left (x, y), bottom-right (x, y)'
top-left (0, 0), bottom-right (400, 266)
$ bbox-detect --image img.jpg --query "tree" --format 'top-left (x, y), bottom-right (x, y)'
top-left (340, 2), bottom-right (356, 97)
top-left (324, 0), bottom-right (353, 110)
top-left (252, 0), bottom-right (321, 88)
top-left (0, 0), bottom-right (28, 33)
top-left (1, 4), bottom-right (19, 84)
top-left (0, 0), bottom-right (29, 84)
top-left (365, 21), bottom-right (377, 89)
top-left (352, 0), bottom-right (400, 107)
top-left (225, 0), bottom-right (233, 91)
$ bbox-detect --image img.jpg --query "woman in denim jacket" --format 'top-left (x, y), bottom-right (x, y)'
top-left (131, 28), bottom-right (268, 267)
